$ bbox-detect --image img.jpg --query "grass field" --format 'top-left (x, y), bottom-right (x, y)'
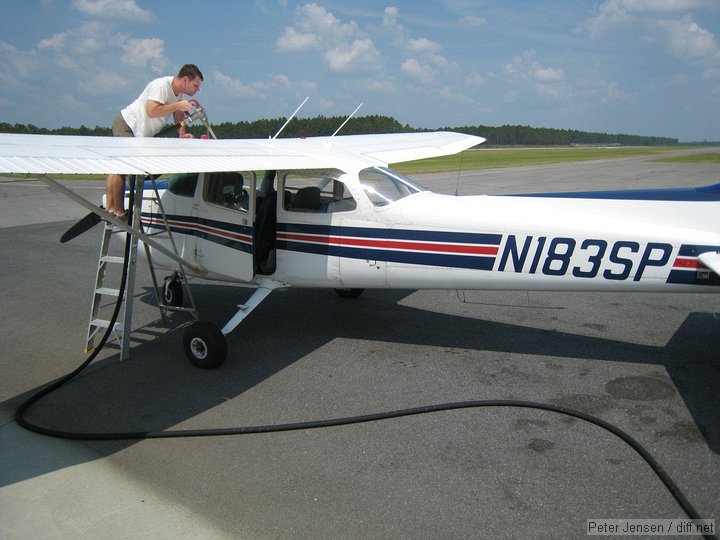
top-left (392, 146), bottom-right (720, 174)
top-left (651, 152), bottom-right (720, 164)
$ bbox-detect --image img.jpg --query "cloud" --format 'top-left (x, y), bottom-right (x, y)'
top-left (459, 15), bottom-right (487, 27)
top-left (597, 80), bottom-right (635, 104)
top-left (660, 14), bottom-right (720, 60)
top-left (276, 3), bottom-right (382, 73)
top-left (213, 71), bottom-right (263, 98)
top-left (401, 58), bottom-right (435, 84)
top-left (383, 7), bottom-right (452, 85)
top-left (583, 0), bottom-right (720, 69)
top-left (405, 38), bottom-right (441, 54)
top-left (0, 40), bottom-right (41, 85)
top-left (15, 20), bottom-right (171, 99)
top-left (465, 72), bottom-right (487, 86)
top-left (36, 21), bottom-right (140, 67)
top-left (325, 39), bottom-right (382, 72)
top-left (505, 50), bottom-right (565, 83)
top-left (503, 90), bottom-right (521, 103)
top-left (38, 21), bottom-right (112, 60)
top-left (382, 6), bottom-right (404, 36)
top-left (77, 70), bottom-right (129, 96)
top-left (72, 0), bottom-right (154, 22)
top-left (583, 0), bottom-right (716, 36)
top-left (504, 50), bottom-right (569, 100)
top-left (213, 70), bottom-right (298, 98)
top-left (122, 38), bottom-right (167, 73)
top-left (533, 67), bottom-right (565, 82)
top-left (276, 26), bottom-right (320, 51)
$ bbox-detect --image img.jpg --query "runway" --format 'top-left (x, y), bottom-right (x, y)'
top-left (1, 151), bottom-right (719, 539)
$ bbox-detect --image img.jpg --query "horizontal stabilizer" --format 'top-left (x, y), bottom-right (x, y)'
top-left (698, 251), bottom-right (720, 276)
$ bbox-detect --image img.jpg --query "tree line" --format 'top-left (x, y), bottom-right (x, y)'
top-left (0, 116), bottom-right (678, 146)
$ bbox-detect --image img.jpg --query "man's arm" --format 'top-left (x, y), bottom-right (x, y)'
top-left (147, 99), bottom-right (194, 137)
top-left (146, 99), bottom-right (192, 119)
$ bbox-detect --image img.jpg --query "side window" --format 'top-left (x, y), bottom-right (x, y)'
top-left (203, 172), bottom-right (249, 212)
top-left (167, 173), bottom-right (199, 197)
top-left (283, 175), bottom-right (356, 213)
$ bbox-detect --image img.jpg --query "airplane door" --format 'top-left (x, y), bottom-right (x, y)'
top-left (276, 173), bottom-right (386, 287)
top-left (141, 174), bottom-right (199, 269)
top-left (191, 171), bottom-right (255, 281)
top-left (337, 217), bottom-right (387, 287)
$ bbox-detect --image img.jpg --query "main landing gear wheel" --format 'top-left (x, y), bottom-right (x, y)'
top-left (183, 321), bottom-right (227, 369)
top-left (163, 277), bottom-right (183, 307)
top-left (334, 288), bottom-right (364, 299)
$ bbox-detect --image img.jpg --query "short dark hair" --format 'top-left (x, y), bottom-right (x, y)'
top-left (178, 64), bottom-right (203, 81)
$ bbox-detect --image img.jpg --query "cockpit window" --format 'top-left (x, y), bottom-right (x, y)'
top-left (203, 171), bottom-right (249, 212)
top-left (167, 173), bottom-right (199, 197)
top-left (358, 167), bottom-right (427, 206)
top-left (283, 173), bottom-right (357, 214)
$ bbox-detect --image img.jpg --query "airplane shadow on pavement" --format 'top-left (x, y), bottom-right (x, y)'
top-left (4, 280), bottom-right (719, 487)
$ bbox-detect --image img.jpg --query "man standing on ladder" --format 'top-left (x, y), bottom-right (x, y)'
top-left (105, 64), bottom-right (204, 220)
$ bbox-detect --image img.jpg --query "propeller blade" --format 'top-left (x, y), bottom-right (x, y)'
top-left (60, 210), bottom-right (102, 243)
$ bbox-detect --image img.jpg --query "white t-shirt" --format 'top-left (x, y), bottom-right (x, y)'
top-left (120, 76), bottom-right (179, 137)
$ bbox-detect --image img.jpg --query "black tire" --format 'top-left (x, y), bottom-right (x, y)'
top-left (182, 321), bottom-right (227, 369)
top-left (334, 288), bottom-right (365, 299)
top-left (163, 278), bottom-right (183, 307)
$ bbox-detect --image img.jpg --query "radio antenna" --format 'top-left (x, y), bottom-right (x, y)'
top-left (329, 103), bottom-right (363, 141)
top-left (270, 96), bottom-right (309, 141)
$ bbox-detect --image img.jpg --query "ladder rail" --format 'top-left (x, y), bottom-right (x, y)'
top-left (147, 176), bottom-right (200, 320)
top-left (85, 175), bottom-right (203, 360)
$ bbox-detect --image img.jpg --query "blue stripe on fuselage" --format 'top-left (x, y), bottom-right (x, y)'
top-left (141, 212), bottom-right (253, 253)
top-left (277, 223), bottom-right (501, 270)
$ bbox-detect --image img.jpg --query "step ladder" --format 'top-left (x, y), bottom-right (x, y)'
top-left (85, 176), bottom-right (198, 360)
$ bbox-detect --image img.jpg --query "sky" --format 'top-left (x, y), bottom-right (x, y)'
top-left (1, 0), bottom-right (719, 142)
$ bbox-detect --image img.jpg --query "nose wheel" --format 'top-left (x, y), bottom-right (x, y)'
top-left (183, 320), bottom-right (227, 369)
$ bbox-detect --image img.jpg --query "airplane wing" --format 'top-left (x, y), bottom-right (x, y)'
top-left (314, 131), bottom-right (486, 166)
top-left (0, 131), bottom-right (484, 175)
top-left (0, 133), bottom-right (327, 175)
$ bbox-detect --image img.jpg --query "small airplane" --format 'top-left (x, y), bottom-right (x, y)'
top-left (1, 115), bottom-right (719, 369)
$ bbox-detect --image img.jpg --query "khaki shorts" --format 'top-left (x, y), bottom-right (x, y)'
top-left (112, 113), bottom-right (134, 137)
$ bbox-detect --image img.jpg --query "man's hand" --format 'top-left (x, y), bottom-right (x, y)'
top-left (176, 100), bottom-right (194, 113)
top-left (147, 99), bottom-right (193, 119)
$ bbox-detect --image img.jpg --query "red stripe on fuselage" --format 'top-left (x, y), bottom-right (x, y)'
top-left (277, 232), bottom-right (499, 256)
top-left (673, 257), bottom-right (706, 269)
top-left (141, 216), bottom-right (252, 244)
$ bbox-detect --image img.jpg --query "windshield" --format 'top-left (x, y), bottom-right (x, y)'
top-left (358, 167), bottom-right (427, 207)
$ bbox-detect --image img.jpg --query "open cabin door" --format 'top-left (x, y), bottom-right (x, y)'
top-left (191, 171), bottom-right (256, 281)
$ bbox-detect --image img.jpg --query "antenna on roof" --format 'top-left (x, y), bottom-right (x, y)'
top-left (270, 96), bottom-right (309, 142)
top-left (329, 103), bottom-right (363, 142)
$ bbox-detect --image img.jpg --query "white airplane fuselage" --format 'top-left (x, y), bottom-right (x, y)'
top-left (140, 168), bottom-right (720, 294)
